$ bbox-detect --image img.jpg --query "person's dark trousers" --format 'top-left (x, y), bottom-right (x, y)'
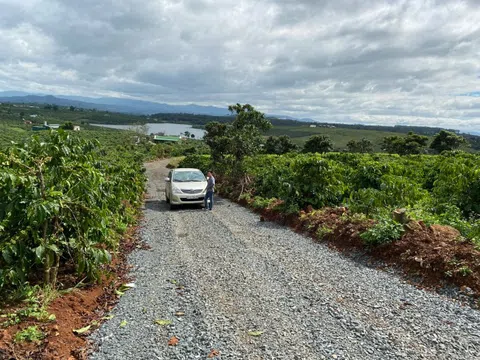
top-left (204, 191), bottom-right (214, 210)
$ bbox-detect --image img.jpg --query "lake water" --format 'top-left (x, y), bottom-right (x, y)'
top-left (92, 123), bottom-right (205, 139)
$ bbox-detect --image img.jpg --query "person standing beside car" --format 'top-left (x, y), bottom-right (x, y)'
top-left (204, 171), bottom-right (215, 210)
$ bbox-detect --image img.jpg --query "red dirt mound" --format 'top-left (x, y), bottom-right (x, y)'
top-left (234, 190), bottom-right (480, 301)
top-left (372, 222), bottom-right (480, 294)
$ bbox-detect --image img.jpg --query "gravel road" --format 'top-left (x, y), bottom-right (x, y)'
top-left (90, 160), bottom-right (480, 360)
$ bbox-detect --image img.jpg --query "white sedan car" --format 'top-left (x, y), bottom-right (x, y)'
top-left (165, 168), bottom-right (208, 209)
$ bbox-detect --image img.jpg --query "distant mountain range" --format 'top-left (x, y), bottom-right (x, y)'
top-left (0, 91), bottom-right (318, 121)
top-left (0, 91), bottom-right (233, 116)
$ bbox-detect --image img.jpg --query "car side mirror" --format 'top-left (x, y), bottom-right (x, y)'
top-left (165, 177), bottom-right (171, 182)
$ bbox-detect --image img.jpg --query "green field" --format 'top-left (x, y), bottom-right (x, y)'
top-left (267, 124), bottom-right (428, 151)
top-left (1, 101), bottom-right (478, 153)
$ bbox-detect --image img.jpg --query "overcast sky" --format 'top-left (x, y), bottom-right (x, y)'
top-left (0, 0), bottom-right (479, 130)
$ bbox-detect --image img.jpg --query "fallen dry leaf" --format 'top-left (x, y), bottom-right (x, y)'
top-left (72, 325), bottom-right (91, 335)
top-left (168, 336), bottom-right (180, 346)
top-left (208, 349), bottom-right (220, 358)
top-left (154, 319), bottom-right (173, 326)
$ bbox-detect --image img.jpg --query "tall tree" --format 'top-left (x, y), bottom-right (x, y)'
top-left (303, 135), bottom-right (333, 153)
top-left (346, 138), bottom-right (374, 153)
top-left (265, 135), bottom-right (298, 154)
top-left (227, 104), bottom-right (272, 165)
top-left (382, 132), bottom-right (428, 155)
top-left (430, 130), bottom-right (467, 152)
top-left (204, 104), bottom-right (272, 172)
top-left (61, 122), bottom-right (74, 130)
top-left (204, 122), bottom-right (230, 162)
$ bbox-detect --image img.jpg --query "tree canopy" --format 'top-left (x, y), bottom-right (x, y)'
top-left (204, 104), bottom-right (272, 168)
top-left (303, 135), bottom-right (334, 154)
top-left (382, 132), bottom-right (429, 155)
top-left (430, 130), bottom-right (467, 153)
top-left (264, 135), bottom-right (298, 155)
top-left (346, 138), bottom-right (374, 153)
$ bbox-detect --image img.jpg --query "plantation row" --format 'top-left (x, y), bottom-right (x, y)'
top-left (181, 151), bottom-right (480, 244)
top-left (0, 131), bottom-right (147, 294)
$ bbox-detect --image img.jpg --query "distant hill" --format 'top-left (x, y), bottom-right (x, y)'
top-left (0, 92), bottom-right (230, 116)
top-left (1, 91), bottom-right (478, 139)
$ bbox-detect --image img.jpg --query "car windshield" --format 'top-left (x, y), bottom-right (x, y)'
top-left (172, 170), bottom-right (206, 182)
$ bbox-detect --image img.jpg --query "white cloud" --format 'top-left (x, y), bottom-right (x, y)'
top-left (0, 0), bottom-right (479, 130)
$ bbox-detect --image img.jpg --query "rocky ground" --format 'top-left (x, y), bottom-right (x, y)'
top-left (89, 160), bottom-right (480, 360)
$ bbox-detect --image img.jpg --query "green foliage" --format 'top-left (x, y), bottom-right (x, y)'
top-left (180, 151), bottom-right (480, 244)
top-left (60, 121), bottom-right (74, 130)
top-left (14, 326), bottom-right (45, 343)
top-left (227, 104), bottom-right (272, 165)
top-left (178, 155), bottom-right (212, 174)
top-left (0, 131), bottom-right (146, 291)
top-left (346, 138), bottom-right (374, 153)
top-left (264, 135), bottom-right (298, 155)
top-left (146, 139), bottom-right (209, 160)
top-left (303, 135), bottom-right (333, 153)
top-left (316, 226), bottom-right (334, 240)
top-left (204, 104), bottom-right (272, 176)
top-left (382, 132), bottom-right (429, 155)
top-left (203, 122), bottom-right (230, 162)
top-left (251, 197), bottom-right (277, 209)
top-left (430, 130), bottom-right (467, 153)
top-left (1, 285), bottom-right (57, 327)
top-left (457, 265), bottom-right (473, 277)
top-left (360, 218), bottom-right (404, 246)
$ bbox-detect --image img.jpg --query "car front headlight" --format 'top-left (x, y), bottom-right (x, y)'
top-left (172, 185), bottom-right (183, 195)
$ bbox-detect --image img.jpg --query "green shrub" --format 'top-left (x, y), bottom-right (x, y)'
top-left (251, 197), bottom-right (277, 209)
top-left (14, 326), bottom-right (45, 343)
top-left (316, 226), bottom-right (334, 240)
top-left (0, 131), bottom-right (146, 292)
top-left (204, 150), bottom-right (480, 243)
top-left (360, 218), bottom-right (404, 246)
top-left (178, 154), bottom-right (212, 174)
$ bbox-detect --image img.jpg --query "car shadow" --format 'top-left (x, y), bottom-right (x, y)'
top-left (212, 197), bottom-right (226, 206)
top-left (144, 199), bottom-right (166, 212)
top-left (144, 199), bottom-right (205, 212)
top-left (144, 196), bottom-right (226, 213)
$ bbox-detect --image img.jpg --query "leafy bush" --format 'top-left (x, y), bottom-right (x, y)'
top-left (303, 135), bottom-right (333, 153)
top-left (251, 197), bottom-right (278, 209)
top-left (360, 218), bottom-right (404, 246)
top-left (316, 226), bottom-right (334, 240)
top-left (0, 131), bottom-right (146, 291)
top-left (182, 151), bottom-right (480, 243)
top-left (14, 326), bottom-right (45, 343)
top-left (178, 154), bottom-right (212, 174)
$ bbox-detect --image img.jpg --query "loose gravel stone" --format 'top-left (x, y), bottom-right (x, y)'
top-left (89, 160), bottom-right (480, 360)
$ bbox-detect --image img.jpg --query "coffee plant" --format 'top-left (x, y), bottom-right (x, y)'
top-left (0, 131), bottom-right (146, 292)
top-left (181, 151), bottom-right (480, 243)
